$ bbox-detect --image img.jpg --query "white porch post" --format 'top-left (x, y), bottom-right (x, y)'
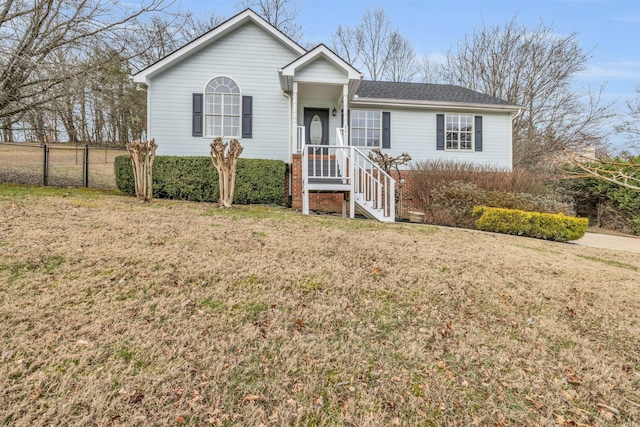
top-left (292, 81), bottom-right (298, 154)
top-left (342, 84), bottom-right (348, 131)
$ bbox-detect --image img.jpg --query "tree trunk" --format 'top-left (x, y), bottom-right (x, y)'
top-left (210, 137), bottom-right (243, 208)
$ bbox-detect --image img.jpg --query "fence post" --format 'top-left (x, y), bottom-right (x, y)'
top-left (43, 144), bottom-right (48, 186)
top-left (83, 144), bottom-right (89, 187)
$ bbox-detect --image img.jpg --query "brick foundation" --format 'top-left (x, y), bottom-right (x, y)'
top-left (290, 156), bottom-right (426, 216)
top-left (390, 170), bottom-right (423, 215)
top-left (291, 154), bottom-right (347, 213)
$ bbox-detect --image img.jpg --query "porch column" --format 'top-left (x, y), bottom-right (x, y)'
top-left (342, 84), bottom-right (348, 130)
top-left (292, 81), bottom-right (298, 154)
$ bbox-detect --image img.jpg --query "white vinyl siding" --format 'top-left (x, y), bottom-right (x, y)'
top-left (294, 57), bottom-right (348, 84)
top-left (351, 106), bottom-right (512, 170)
top-left (148, 21), bottom-right (299, 160)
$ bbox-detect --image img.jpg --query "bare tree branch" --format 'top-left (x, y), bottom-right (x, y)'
top-left (236, 0), bottom-right (303, 42)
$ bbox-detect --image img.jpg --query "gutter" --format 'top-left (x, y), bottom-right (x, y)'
top-left (351, 97), bottom-right (523, 113)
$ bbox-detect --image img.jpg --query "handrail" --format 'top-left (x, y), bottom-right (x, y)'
top-left (350, 147), bottom-right (396, 219)
top-left (301, 128), bottom-right (395, 222)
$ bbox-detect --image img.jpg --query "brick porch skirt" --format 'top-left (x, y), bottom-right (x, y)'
top-left (289, 154), bottom-right (423, 215)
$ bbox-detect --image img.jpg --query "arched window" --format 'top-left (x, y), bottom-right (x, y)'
top-left (205, 77), bottom-right (241, 138)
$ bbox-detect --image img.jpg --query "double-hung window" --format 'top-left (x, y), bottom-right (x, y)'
top-left (446, 114), bottom-right (473, 150)
top-left (351, 109), bottom-right (381, 147)
top-left (204, 77), bottom-right (241, 138)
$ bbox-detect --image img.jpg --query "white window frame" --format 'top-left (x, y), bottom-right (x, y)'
top-left (445, 113), bottom-right (474, 151)
top-left (350, 109), bottom-right (382, 148)
top-left (204, 76), bottom-right (242, 139)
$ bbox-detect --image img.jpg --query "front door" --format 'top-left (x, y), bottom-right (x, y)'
top-left (304, 108), bottom-right (329, 150)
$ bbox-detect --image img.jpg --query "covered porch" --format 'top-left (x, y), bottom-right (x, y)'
top-left (279, 45), bottom-right (396, 222)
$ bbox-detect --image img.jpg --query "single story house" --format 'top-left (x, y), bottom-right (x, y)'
top-left (133, 9), bottom-right (522, 222)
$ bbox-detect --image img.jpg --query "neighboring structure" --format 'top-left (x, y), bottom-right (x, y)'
top-left (133, 9), bottom-right (522, 222)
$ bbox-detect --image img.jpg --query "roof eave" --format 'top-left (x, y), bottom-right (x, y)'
top-left (351, 97), bottom-right (523, 112)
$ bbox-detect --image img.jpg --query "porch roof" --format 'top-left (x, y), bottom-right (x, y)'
top-left (278, 44), bottom-right (363, 93)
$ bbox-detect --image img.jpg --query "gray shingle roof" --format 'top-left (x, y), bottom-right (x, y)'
top-left (355, 81), bottom-right (517, 107)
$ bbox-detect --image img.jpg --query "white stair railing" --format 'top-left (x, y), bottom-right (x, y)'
top-left (301, 127), bottom-right (395, 222)
top-left (350, 147), bottom-right (395, 221)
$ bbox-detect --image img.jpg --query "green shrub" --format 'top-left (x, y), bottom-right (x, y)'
top-left (114, 155), bottom-right (286, 205)
top-left (472, 206), bottom-right (588, 242)
top-left (559, 159), bottom-right (640, 235)
top-left (428, 181), bottom-right (574, 228)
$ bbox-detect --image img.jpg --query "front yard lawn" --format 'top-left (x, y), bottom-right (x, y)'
top-left (0, 185), bottom-right (638, 426)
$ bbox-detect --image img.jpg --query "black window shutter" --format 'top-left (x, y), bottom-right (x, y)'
top-left (242, 96), bottom-right (252, 138)
top-left (382, 111), bottom-right (391, 149)
top-left (436, 114), bottom-right (445, 150)
top-left (192, 93), bottom-right (203, 137)
top-left (474, 115), bottom-right (483, 152)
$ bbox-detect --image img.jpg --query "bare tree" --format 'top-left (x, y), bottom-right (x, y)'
top-left (383, 31), bottom-right (418, 82)
top-left (329, 7), bottom-right (417, 82)
top-left (210, 138), bottom-right (244, 208)
top-left (439, 17), bottom-right (612, 168)
top-left (236, 0), bottom-right (303, 42)
top-left (563, 85), bottom-right (640, 191)
top-left (330, 25), bottom-right (361, 65)
top-left (420, 56), bottom-right (444, 84)
top-left (615, 85), bottom-right (640, 148)
top-left (0, 0), bottom-right (165, 130)
top-left (127, 139), bottom-right (157, 202)
top-left (128, 11), bottom-right (224, 71)
top-left (357, 8), bottom-right (392, 81)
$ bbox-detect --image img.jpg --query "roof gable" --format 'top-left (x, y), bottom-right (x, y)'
top-left (280, 44), bottom-right (362, 80)
top-left (133, 9), bottom-right (306, 84)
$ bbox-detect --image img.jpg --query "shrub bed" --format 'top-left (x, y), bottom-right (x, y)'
top-left (406, 159), bottom-right (573, 228)
top-left (426, 181), bottom-right (574, 228)
top-left (473, 206), bottom-right (588, 242)
top-left (115, 155), bottom-right (286, 205)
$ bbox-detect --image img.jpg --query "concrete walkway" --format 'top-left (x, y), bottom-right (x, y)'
top-left (573, 232), bottom-right (640, 254)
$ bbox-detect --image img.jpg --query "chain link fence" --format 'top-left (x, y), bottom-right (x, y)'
top-left (0, 142), bottom-right (127, 188)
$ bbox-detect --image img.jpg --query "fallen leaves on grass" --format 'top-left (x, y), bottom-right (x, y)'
top-left (29, 388), bottom-right (41, 400)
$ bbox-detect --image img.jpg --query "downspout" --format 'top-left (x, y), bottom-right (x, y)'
top-left (282, 90), bottom-right (293, 206)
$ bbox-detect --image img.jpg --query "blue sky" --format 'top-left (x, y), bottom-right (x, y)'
top-left (176, 0), bottom-right (639, 146)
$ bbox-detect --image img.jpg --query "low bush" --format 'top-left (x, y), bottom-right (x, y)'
top-left (410, 159), bottom-right (547, 212)
top-left (473, 206), bottom-right (588, 242)
top-left (115, 155), bottom-right (286, 205)
top-left (427, 181), bottom-right (574, 228)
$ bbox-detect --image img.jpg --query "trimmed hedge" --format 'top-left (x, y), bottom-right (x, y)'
top-left (114, 155), bottom-right (286, 204)
top-left (472, 206), bottom-right (588, 242)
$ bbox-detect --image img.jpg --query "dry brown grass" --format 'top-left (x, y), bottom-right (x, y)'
top-left (0, 185), bottom-right (639, 426)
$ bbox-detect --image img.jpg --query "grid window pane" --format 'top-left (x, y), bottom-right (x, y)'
top-left (445, 114), bottom-right (474, 150)
top-left (446, 132), bottom-right (457, 150)
top-left (350, 109), bottom-right (381, 147)
top-left (213, 94), bottom-right (222, 114)
top-left (204, 77), bottom-right (242, 137)
top-left (367, 129), bottom-right (380, 146)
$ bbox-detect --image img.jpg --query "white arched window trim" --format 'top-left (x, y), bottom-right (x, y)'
top-left (204, 76), bottom-right (242, 138)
